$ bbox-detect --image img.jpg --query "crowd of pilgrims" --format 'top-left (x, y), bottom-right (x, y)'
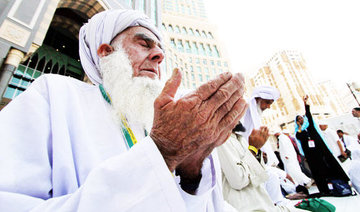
top-left (241, 93), bottom-right (360, 204)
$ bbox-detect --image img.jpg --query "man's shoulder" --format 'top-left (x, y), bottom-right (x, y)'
top-left (33, 74), bottom-right (94, 90)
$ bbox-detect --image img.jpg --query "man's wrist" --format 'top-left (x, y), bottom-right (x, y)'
top-left (248, 145), bottom-right (258, 155)
top-left (175, 169), bottom-right (202, 194)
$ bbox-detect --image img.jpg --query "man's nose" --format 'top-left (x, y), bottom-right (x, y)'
top-left (149, 47), bottom-right (164, 64)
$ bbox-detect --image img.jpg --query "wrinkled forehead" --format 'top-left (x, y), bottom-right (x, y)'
top-left (112, 26), bottom-right (163, 49)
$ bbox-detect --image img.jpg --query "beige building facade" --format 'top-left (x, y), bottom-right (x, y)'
top-left (247, 50), bottom-right (336, 132)
top-left (160, 0), bottom-right (230, 89)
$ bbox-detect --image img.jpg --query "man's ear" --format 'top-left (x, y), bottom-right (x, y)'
top-left (97, 44), bottom-right (114, 58)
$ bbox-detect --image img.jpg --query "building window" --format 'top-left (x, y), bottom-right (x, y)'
top-left (181, 27), bottom-right (187, 34)
top-left (189, 28), bottom-right (194, 36)
top-left (199, 74), bottom-right (203, 82)
top-left (224, 62), bottom-right (228, 67)
top-left (138, 0), bottom-right (146, 13)
top-left (177, 40), bottom-right (184, 52)
top-left (202, 59), bottom-right (207, 65)
top-left (151, 0), bottom-right (157, 25)
top-left (201, 31), bottom-right (207, 38)
top-left (204, 68), bottom-right (209, 74)
top-left (199, 43), bottom-right (206, 56)
top-left (161, 23), bottom-right (166, 31)
top-left (196, 66), bottom-right (201, 73)
top-left (168, 24), bottom-right (174, 32)
top-left (195, 29), bottom-right (200, 37)
top-left (210, 60), bottom-right (214, 65)
top-left (185, 41), bottom-right (191, 53)
top-left (208, 32), bottom-right (214, 39)
top-left (191, 42), bottom-right (199, 55)
top-left (195, 58), bottom-right (200, 64)
top-left (170, 39), bottom-right (176, 49)
top-left (217, 61), bottom-right (222, 66)
top-left (175, 25), bottom-right (180, 33)
top-left (214, 45), bottom-right (220, 57)
top-left (206, 44), bottom-right (213, 56)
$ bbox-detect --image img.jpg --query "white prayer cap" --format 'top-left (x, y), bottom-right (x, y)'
top-left (251, 85), bottom-right (280, 101)
top-left (318, 120), bottom-right (328, 125)
top-left (79, 9), bottom-right (162, 85)
top-left (282, 129), bottom-right (290, 134)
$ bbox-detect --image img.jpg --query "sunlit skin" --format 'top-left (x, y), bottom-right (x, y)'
top-left (256, 98), bottom-right (274, 111)
top-left (319, 124), bottom-right (328, 131)
top-left (352, 108), bottom-right (360, 118)
top-left (297, 115), bottom-right (304, 126)
top-left (97, 26), bottom-right (164, 80)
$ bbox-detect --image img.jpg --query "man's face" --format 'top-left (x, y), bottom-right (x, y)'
top-left (337, 132), bottom-right (344, 138)
top-left (352, 109), bottom-right (360, 118)
top-left (258, 98), bottom-right (274, 111)
top-left (114, 26), bottom-right (164, 80)
top-left (319, 124), bottom-right (328, 131)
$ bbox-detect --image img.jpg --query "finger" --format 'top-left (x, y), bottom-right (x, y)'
top-left (218, 98), bottom-right (248, 130)
top-left (201, 73), bottom-right (245, 119)
top-left (154, 68), bottom-right (182, 109)
top-left (196, 72), bottom-right (232, 100)
top-left (211, 91), bottom-right (242, 124)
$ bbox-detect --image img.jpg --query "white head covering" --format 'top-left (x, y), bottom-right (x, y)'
top-left (79, 9), bottom-right (162, 85)
top-left (240, 85), bottom-right (280, 166)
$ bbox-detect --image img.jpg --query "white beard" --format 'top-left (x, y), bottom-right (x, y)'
top-left (99, 48), bottom-right (163, 132)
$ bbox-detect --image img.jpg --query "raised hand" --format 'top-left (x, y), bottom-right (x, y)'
top-left (248, 126), bottom-right (270, 150)
top-left (150, 68), bottom-right (246, 172)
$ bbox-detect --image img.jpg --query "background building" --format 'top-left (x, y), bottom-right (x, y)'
top-left (160, 0), bottom-right (231, 89)
top-left (246, 50), bottom-right (336, 131)
top-left (0, 0), bottom-right (160, 109)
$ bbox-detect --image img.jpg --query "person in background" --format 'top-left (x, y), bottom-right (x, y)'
top-left (348, 149), bottom-right (360, 194)
top-left (295, 95), bottom-right (349, 196)
top-left (217, 124), bottom-right (306, 211)
top-left (319, 123), bottom-right (348, 162)
top-left (283, 129), bottom-right (312, 178)
top-left (275, 131), bottom-right (312, 188)
top-left (240, 85), bottom-right (280, 167)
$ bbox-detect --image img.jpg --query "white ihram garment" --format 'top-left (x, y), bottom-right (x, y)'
top-left (0, 74), bottom-right (226, 212)
top-left (278, 134), bottom-right (311, 186)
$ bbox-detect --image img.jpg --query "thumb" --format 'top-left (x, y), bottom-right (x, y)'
top-left (154, 68), bottom-right (182, 108)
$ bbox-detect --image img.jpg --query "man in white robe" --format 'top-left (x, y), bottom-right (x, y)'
top-left (240, 85), bottom-right (280, 167)
top-left (0, 9), bottom-right (247, 212)
top-left (319, 124), bottom-right (345, 158)
top-left (348, 149), bottom-right (360, 194)
top-left (276, 132), bottom-right (312, 187)
top-left (218, 126), bottom-right (306, 211)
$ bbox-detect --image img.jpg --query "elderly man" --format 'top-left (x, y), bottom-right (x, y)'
top-left (0, 10), bottom-right (247, 211)
top-left (240, 85), bottom-right (280, 167)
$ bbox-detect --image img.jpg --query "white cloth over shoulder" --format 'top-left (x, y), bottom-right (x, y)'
top-left (79, 9), bottom-right (162, 85)
top-left (0, 75), bottom-right (224, 212)
top-left (218, 134), bottom-right (292, 212)
top-left (278, 134), bottom-right (311, 185)
top-left (348, 149), bottom-right (360, 194)
top-left (240, 85), bottom-right (280, 166)
top-left (322, 128), bottom-right (343, 157)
